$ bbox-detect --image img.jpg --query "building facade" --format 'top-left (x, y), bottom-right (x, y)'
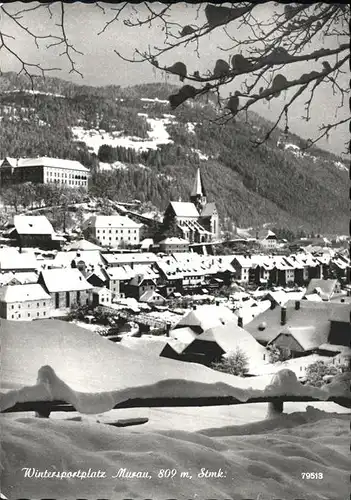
top-left (0, 284), bottom-right (52, 320)
top-left (0, 157), bottom-right (89, 189)
top-left (84, 215), bottom-right (141, 248)
top-left (163, 168), bottom-right (220, 244)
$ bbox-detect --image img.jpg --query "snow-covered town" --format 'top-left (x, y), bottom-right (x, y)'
top-left (1, 3), bottom-right (350, 500)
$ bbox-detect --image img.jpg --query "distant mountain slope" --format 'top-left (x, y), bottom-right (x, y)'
top-left (0, 72), bottom-right (348, 233)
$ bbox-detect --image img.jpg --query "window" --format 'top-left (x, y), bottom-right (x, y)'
top-left (11, 315), bottom-right (14, 319)
top-left (43, 302), bottom-right (46, 306)
top-left (11, 305), bottom-right (14, 309)
top-left (28, 313), bottom-right (31, 318)
top-left (37, 302), bottom-right (40, 307)
top-left (37, 312), bottom-right (40, 317)
top-left (43, 312), bottom-right (46, 316)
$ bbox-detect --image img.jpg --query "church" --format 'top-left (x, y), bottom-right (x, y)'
top-left (163, 168), bottom-right (220, 243)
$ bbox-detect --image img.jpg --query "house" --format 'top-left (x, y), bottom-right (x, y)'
top-left (246, 300), bottom-right (350, 358)
top-left (125, 274), bottom-right (157, 300)
top-left (102, 266), bottom-right (134, 297)
top-left (0, 156), bottom-right (89, 189)
top-left (159, 237), bottom-right (189, 254)
top-left (0, 284), bottom-right (52, 320)
top-left (232, 256), bottom-right (252, 282)
top-left (305, 279), bottom-right (341, 301)
top-left (38, 268), bottom-right (93, 310)
top-left (91, 286), bottom-right (113, 307)
top-left (162, 315), bottom-right (267, 369)
top-left (0, 271), bottom-right (38, 286)
top-left (83, 215), bottom-right (141, 248)
top-left (139, 290), bottom-right (166, 306)
top-left (163, 168), bottom-right (219, 244)
top-left (257, 230), bottom-right (277, 249)
top-left (8, 215), bottom-right (63, 250)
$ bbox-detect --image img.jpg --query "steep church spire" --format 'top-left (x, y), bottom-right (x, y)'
top-left (190, 168), bottom-right (207, 211)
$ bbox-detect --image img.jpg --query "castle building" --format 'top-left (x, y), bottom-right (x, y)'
top-left (163, 168), bottom-right (220, 243)
top-left (0, 157), bottom-right (90, 189)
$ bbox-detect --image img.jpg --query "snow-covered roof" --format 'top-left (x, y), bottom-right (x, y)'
top-left (246, 300), bottom-right (350, 346)
top-left (169, 201), bottom-right (199, 218)
top-left (104, 265), bottom-right (134, 281)
top-left (0, 248), bottom-right (38, 271)
top-left (102, 252), bottom-right (159, 266)
top-left (85, 215), bottom-right (141, 229)
top-left (0, 283), bottom-right (51, 303)
top-left (66, 239), bottom-right (102, 251)
top-left (195, 321), bottom-right (267, 367)
top-left (306, 279), bottom-right (338, 300)
top-left (159, 237), bottom-right (189, 245)
top-left (139, 290), bottom-right (165, 303)
top-left (13, 215), bottom-right (54, 235)
top-left (174, 305), bottom-right (237, 333)
top-left (8, 156), bottom-right (89, 172)
top-left (201, 202), bottom-right (217, 217)
top-left (40, 268), bottom-right (93, 292)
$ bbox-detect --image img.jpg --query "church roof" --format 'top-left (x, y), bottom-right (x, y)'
top-left (201, 202), bottom-right (217, 217)
top-left (191, 168), bottom-right (206, 197)
top-left (169, 202), bottom-right (199, 217)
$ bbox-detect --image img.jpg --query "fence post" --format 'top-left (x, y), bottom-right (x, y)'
top-left (266, 399), bottom-right (284, 418)
top-left (35, 404), bottom-right (51, 418)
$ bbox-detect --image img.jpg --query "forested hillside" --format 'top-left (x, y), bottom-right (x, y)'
top-left (0, 72), bottom-right (348, 233)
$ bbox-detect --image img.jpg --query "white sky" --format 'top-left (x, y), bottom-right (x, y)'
top-left (0, 2), bottom-right (349, 155)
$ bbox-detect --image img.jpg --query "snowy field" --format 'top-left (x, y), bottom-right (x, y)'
top-left (1, 319), bottom-right (349, 500)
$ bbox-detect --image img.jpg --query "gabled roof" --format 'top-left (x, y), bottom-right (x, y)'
top-left (195, 321), bottom-right (267, 363)
top-left (173, 304), bottom-right (237, 333)
top-left (84, 215), bottom-right (141, 229)
top-left (13, 215), bottom-right (54, 236)
top-left (0, 284), bottom-right (51, 302)
top-left (306, 279), bottom-right (338, 300)
top-left (246, 300), bottom-right (350, 346)
top-left (103, 265), bottom-right (134, 281)
top-left (200, 202), bottom-right (217, 217)
top-left (271, 325), bottom-right (328, 351)
top-left (258, 229), bottom-right (277, 240)
top-left (169, 201), bottom-right (199, 218)
top-left (139, 290), bottom-right (165, 303)
top-left (0, 248), bottom-right (38, 271)
top-left (66, 239), bottom-right (102, 251)
top-left (40, 268), bottom-right (93, 292)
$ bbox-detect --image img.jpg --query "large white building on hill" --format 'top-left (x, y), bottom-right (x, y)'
top-left (0, 156), bottom-right (90, 189)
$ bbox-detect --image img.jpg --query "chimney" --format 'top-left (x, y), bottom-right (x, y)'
top-left (166, 322), bottom-right (171, 337)
top-left (281, 306), bottom-right (287, 325)
top-left (237, 316), bottom-right (243, 328)
top-left (295, 300), bottom-right (300, 310)
top-left (215, 300), bottom-right (220, 306)
top-left (193, 304), bottom-right (197, 310)
top-left (270, 301), bottom-right (276, 310)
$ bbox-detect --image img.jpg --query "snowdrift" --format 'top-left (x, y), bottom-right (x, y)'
top-left (0, 320), bottom-right (349, 414)
top-left (1, 411), bottom-right (349, 500)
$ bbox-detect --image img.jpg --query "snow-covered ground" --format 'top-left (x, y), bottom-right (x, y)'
top-left (72, 113), bottom-right (174, 154)
top-left (1, 319), bottom-right (349, 500)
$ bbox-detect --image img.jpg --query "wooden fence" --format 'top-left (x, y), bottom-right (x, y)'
top-left (2, 394), bottom-right (350, 419)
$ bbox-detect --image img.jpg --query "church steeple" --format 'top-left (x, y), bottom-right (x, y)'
top-left (190, 167), bottom-right (207, 212)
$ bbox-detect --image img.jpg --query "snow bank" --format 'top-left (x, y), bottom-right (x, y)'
top-left (1, 319), bottom-right (348, 415)
top-left (1, 411), bottom-right (349, 500)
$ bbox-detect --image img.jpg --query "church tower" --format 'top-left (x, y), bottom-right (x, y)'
top-left (190, 167), bottom-right (207, 213)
